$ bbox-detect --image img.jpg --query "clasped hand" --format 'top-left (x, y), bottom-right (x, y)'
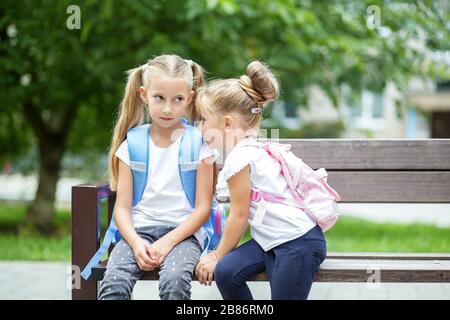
top-left (131, 237), bottom-right (173, 271)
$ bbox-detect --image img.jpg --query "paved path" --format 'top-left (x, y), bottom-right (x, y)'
top-left (0, 262), bottom-right (449, 300)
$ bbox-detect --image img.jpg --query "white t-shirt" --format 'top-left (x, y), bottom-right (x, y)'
top-left (216, 137), bottom-right (317, 251)
top-left (115, 130), bottom-right (218, 248)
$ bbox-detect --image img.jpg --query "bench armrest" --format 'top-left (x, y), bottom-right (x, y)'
top-left (71, 183), bottom-right (116, 300)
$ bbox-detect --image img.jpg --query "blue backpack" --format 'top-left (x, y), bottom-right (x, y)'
top-left (81, 119), bottom-right (226, 280)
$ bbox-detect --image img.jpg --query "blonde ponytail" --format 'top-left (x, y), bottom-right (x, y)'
top-left (108, 66), bottom-right (146, 191)
top-left (187, 61), bottom-right (205, 122)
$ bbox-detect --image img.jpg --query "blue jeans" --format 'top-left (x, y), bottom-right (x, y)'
top-left (215, 225), bottom-right (326, 300)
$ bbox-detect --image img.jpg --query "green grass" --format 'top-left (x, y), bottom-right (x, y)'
top-left (0, 234), bottom-right (71, 260)
top-left (322, 217), bottom-right (450, 253)
top-left (0, 201), bottom-right (449, 261)
top-left (239, 217), bottom-right (450, 253)
top-left (0, 202), bottom-right (72, 260)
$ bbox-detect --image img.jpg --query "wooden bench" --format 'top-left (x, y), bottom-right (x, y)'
top-left (71, 139), bottom-right (450, 300)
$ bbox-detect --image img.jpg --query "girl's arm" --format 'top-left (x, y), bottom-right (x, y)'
top-left (195, 165), bottom-right (251, 285)
top-left (214, 165), bottom-right (251, 259)
top-left (149, 157), bottom-right (214, 262)
top-left (114, 159), bottom-right (158, 270)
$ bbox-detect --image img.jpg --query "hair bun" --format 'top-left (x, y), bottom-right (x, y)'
top-left (239, 60), bottom-right (279, 106)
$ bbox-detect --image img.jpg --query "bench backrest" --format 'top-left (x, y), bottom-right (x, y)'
top-left (284, 139), bottom-right (450, 203)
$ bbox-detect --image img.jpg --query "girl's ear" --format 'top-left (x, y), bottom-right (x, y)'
top-left (186, 90), bottom-right (194, 106)
top-left (224, 115), bottom-right (234, 129)
top-left (138, 86), bottom-right (147, 104)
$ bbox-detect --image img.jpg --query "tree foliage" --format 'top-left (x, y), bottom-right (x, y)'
top-left (0, 0), bottom-right (448, 229)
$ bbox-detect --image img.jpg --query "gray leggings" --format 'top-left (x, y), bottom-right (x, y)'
top-left (98, 225), bottom-right (202, 300)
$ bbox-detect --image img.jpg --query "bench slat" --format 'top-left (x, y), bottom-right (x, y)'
top-left (217, 171), bottom-right (450, 203)
top-left (328, 171), bottom-right (450, 203)
top-left (285, 139), bottom-right (450, 170)
top-left (327, 252), bottom-right (450, 260)
top-left (316, 269), bottom-right (450, 283)
top-left (320, 259), bottom-right (450, 270)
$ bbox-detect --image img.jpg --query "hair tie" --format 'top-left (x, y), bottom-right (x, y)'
top-left (251, 107), bottom-right (263, 114)
top-left (185, 59), bottom-right (194, 67)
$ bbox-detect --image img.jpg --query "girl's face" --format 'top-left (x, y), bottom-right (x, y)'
top-left (197, 106), bottom-right (222, 150)
top-left (139, 76), bottom-right (193, 129)
top-left (198, 95), bottom-right (244, 154)
top-left (197, 96), bottom-right (225, 150)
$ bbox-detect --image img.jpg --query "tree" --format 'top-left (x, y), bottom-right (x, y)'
top-left (1, 0), bottom-right (448, 233)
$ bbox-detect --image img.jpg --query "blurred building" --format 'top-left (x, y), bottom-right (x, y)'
top-left (408, 79), bottom-right (450, 138)
top-left (267, 77), bottom-right (449, 139)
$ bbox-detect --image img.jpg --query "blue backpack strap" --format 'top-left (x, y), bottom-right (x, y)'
top-left (81, 213), bottom-right (118, 280)
top-left (178, 124), bottom-right (210, 252)
top-left (178, 123), bottom-right (228, 254)
top-left (127, 124), bottom-right (150, 206)
top-left (179, 123), bottom-right (202, 208)
top-left (81, 124), bottom-right (150, 280)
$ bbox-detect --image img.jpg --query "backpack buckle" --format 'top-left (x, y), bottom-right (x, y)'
top-left (251, 189), bottom-right (263, 201)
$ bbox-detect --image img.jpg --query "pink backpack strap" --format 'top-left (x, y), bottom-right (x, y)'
top-left (263, 143), bottom-right (304, 203)
top-left (251, 188), bottom-right (307, 210)
top-left (250, 188), bottom-right (317, 227)
top-left (251, 189), bottom-right (286, 203)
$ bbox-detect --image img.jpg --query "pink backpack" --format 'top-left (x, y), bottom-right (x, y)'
top-left (249, 141), bottom-right (341, 232)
